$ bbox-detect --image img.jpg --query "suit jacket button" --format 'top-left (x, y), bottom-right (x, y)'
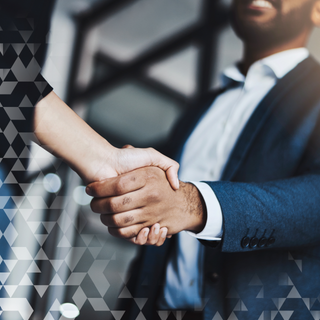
top-left (267, 237), bottom-right (275, 246)
top-left (258, 237), bottom-right (267, 248)
top-left (241, 236), bottom-right (250, 248)
top-left (208, 272), bottom-right (219, 283)
top-left (250, 237), bottom-right (259, 248)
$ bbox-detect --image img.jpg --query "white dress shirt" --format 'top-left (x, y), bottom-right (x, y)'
top-left (160, 48), bottom-right (309, 309)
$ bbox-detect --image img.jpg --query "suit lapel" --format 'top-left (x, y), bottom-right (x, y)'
top-left (221, 56), bottom-right (318, 181)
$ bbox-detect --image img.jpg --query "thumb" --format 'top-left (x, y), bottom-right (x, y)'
top-left (116, 147), bottom-right (180, 190)
top-left (147, 148), bottom-right (180, 190)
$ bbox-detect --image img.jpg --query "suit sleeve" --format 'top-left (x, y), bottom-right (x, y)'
top-left (200, 96), bottom-right (320, 252)
top-left (204, 174), bottom-right (320, 252)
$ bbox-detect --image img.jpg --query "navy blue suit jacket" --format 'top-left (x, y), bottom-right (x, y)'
top-left (120, 56), bottom-right (320, 320)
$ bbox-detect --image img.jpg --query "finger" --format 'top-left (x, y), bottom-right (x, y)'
top-left (166, 166), bottom-right (180, 191)
top-left (145, 223), bottom-right (161, 245)
top-left (99, 208), bottom-right (144, 227)
top-left (134, 227), bottom-right (150, 245)
top-left (147, 148), bottom-right (180, 191)
top-left (155, 227), bottom-right (168, 247)
top-left (115, 147), bottom-right (180, 190)
top-left (91, 188), bottom-right (146, 214)
top-left (86, 171), bottom-right (146, 198)
top-left (108, 225), bottom-right (143, 239)
top-left (167, 235), bottom-right (172, 238)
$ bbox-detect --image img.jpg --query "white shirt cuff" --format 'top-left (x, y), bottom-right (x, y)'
top-left (186, 181), bottom-right (223, 240)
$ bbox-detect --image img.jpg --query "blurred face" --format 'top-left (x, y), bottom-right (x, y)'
top-left (231, 0), bottom-right (315, 47)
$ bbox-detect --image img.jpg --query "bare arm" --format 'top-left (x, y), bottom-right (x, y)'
top-left (33, 91), bottom-right (180, 187)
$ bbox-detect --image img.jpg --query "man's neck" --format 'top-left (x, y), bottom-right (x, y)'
top-left (239, 30), bottom-right (310, 76)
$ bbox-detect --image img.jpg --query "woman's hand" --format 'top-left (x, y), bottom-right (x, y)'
top-left (93, 145), bottom-right (180, 189)
top-left (34, 91), bottom-right (179, 190)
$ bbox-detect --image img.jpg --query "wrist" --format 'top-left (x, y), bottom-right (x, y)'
top-left (82, 139), bottom-right (118, 184)
top-left (180, 182), bottom-right (207, 233)
top-left (34, 92), bottom-right (119, 184)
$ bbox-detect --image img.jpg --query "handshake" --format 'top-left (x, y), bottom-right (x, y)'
top-left (85, 145), bottom-right (207, 247)
top-left (33, 92), bottom-right (206, 246)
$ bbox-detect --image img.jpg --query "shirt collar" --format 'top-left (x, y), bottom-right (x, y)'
top-left (221, 48), bottom-right (309, 87)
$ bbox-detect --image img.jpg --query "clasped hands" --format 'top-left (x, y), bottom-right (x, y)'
top-left (34, 92), bottom-right (206, 244)
top-left (86, 166), bottom-right (207, 246)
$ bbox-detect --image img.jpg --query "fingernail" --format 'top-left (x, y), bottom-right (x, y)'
top-left (154, 224), bottom-right (160, 235)
top-left (86, 186), bottom-right (92, 196)
top-left (161, 230), bottom-right (167, 238)
top-left (176, 177), bottom-right (180, 189)
top-left (144, 229), bottom-right (150, 237)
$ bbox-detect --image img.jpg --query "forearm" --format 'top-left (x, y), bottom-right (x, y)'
top-left (33, 92), bottom-right (180, 189)
top-left (33, 91), bottom-right (116, 183)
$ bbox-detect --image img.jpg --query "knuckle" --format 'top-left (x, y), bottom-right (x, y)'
top-left (122, 196), bottom-right (132, 206)
top-left (90, 200), bottom-right (98, 213)
top-left (88, 184), bottom-right (98, 196)
top-left (109, 198), bottom-right (120, 212)
top-left (148, 189), bottom-right (161, 201)
top-left (118, 228), bottom-right (130, 238)
top-left (123, 215), bottom-right (134, 224)
top-left (100, 214), bottom-right (107, 226)
top-left (111, 214), bottom-right (134, 227)
top-left (109, 227), bottom-right (126, 238)
top-left (110, 215), bottom-right (121, 227)
top-left (115, 179), bottom-right (126, 194)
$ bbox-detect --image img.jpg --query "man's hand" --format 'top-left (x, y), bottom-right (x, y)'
top-left (87, 167), bottom-right (207, 245)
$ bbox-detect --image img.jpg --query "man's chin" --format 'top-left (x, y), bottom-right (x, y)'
top-left (231, 17), bottom-right (276, 46)
top-left (230, 1), bottom-right (283, 46)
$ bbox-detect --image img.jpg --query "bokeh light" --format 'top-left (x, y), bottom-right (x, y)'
top-left (43, 173), bottom-right (62, 193)
top-left (59, 303), bottom-right (80, 319)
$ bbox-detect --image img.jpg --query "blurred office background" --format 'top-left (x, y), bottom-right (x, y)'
top-left (3, 0), bottom-right (320, 319)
